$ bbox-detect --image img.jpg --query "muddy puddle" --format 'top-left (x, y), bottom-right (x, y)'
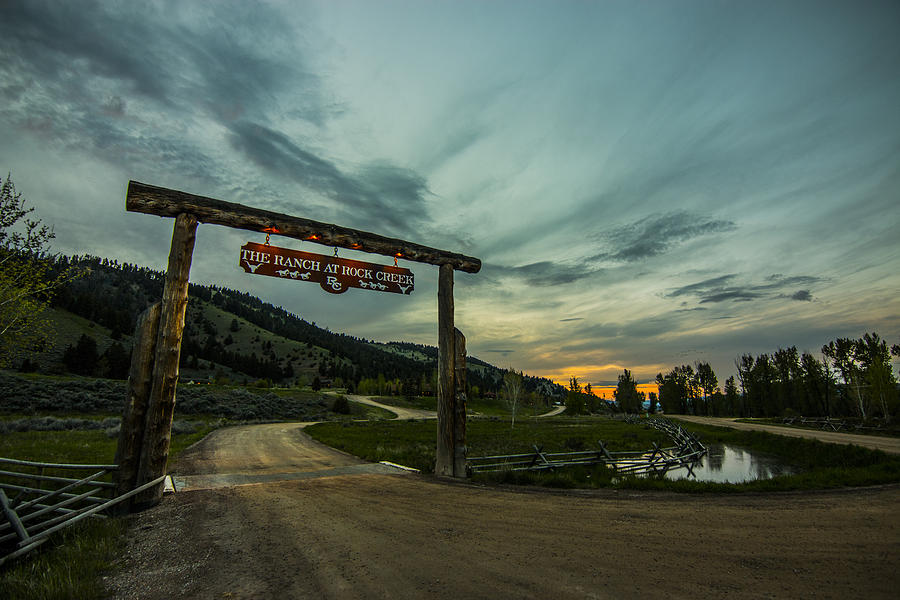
top-left (663, 444), bottom-right (794, 483)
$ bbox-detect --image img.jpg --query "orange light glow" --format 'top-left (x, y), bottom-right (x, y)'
top-left (307, 234), bottom-right (319, 241)
top-left (590, 383), bottom-right (660, 400)
top-left (549, 376), bottom-right (659, 400)
top-left (262, 226), bottom-right (280, 233)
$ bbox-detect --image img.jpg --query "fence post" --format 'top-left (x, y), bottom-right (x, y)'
top-left (114, 302), bottom-right (161, 504)
top-left (134, 213), bottom-right (198, 508)
top-left (453, 327), bottom-right (467, 478)
top-left (436, 263), bottom-right (455, 477)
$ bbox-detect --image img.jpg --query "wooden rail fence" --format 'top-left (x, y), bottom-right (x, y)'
top-left (781, 416), bottom-right (887, 433)
top-left (0, 457), bottom-right (164, 566)
top-left (467, 417), bottom-right (708, 478)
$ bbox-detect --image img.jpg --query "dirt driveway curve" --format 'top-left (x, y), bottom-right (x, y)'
top-left (344, 394), bottom-right (436, 420)
top-left (672, 415), bottom-right (900, 454)
top-left (107, 422), bottom-right (899, 599)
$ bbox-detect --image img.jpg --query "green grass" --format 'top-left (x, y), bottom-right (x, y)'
top-left (468, 397), bottom-right (539, 417)
top-left (0, 424), bottom-right (216, 467)
top-left (0, 429), bottom-right (122, 598)
top-left (492, 418), bottom-right (900, 491)
top-left (0, 430), bottom-right (119, 465)
top-left (494, 418), bottom-right (900, 492)
top-left (0, 518), bottom-right (125, 600)
top-left (191, 300), bottom-right (338, 382)
top-left (0, 424), bottom-right (219, 598)
top-left (306, 417), bottom-right (670, 473)
top-left (306, 415), bottom-right (900, 492)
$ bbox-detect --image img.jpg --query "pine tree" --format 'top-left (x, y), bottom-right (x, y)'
top-left (614, 369), bottom-right (642, 413)
top-left (62, 334), bottom-right (99, 376)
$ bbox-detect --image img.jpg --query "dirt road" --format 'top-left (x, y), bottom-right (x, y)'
top-left (536, 405), bottom-right (566, 418)
top-left (345, 394), bottom-right (566, 420)
top-left (170, 423), bottom-right (403, 491)
top-left (345, 394), bottom-right (436, 420)
top-left (107, 423), bottom-right (900, 599)
top-left (672, 415), bottom-right (900, 454)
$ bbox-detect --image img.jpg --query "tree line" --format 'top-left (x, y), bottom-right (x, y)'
top-left (653, 333), bottom-right (898, 420)
top-left (565, 376), bottom-right (615, 414)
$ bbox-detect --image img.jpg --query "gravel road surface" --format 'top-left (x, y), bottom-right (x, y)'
top-left (671, 415), bottom-right (900, 454)
top-left (344, 394), bottom-right (436, 420)
top-left (106, 422), bottom-right (900, 599)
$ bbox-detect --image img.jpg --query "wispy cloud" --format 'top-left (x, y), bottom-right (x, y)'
top-left (785, 290), bottom-right (814, 302)
top-left (591, 211), bottom-right (736, 263)
top-left (668, 274), bottom-right (823, 304)
top-left (0, 1), bottom-right (323, 184)
top-left (668, 274), bottom-right (738, 298)
top-left (478, 260), bottom-right (602, 287)
top-left (227, 122), bottom-right (430, 235)
top-left (0, 1), bottom-right (436, 238)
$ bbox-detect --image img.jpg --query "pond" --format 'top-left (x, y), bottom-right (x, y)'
top-left (661, 444), bottom-right (794, 483)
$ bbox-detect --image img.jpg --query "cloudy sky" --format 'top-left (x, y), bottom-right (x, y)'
top-left (2, 0), bottom-right (898, 390)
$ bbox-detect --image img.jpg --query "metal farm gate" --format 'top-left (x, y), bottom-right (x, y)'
top-left (0, 457), bottom-right (165, 565)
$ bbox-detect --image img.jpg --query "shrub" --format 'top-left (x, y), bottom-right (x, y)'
top-left (0, 372), bottom-right (354, 423)
top-left (331, 395), bottom-right (351, 414)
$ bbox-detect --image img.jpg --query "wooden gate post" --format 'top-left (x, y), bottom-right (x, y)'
top-left (436, 263), bottom-right (455, 477)
top-left (114, 303), bottom-right (161, 501)
top-left (453, 327), bottom-right (467, 477)
top-left (133, 213), bottom-right (198, 507)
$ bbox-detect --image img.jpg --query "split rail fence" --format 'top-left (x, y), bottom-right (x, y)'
top-left (0, 457), bottom-right (164, 566)
top-left (780, 416), bottom-right (886, 433)
top-left (467, 417), bottom-right (708, 479)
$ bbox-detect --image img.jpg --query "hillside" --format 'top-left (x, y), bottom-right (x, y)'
top-left (23, 256), bottom-right (565, 399)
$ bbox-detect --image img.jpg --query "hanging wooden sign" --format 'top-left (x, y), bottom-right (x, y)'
top-left (239, 241), bottom-right (414, 295)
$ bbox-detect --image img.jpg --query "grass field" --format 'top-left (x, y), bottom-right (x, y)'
top-left (306, 415), bottom-right (900, 492)
top-left (306, 417), bottom-right (671, 472)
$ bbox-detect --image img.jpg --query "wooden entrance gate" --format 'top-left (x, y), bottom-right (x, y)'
top-left (117, 181), bottom-right (480, 509)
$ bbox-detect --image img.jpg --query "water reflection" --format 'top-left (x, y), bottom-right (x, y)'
top-left (663, 444), bottom-right (793, 483)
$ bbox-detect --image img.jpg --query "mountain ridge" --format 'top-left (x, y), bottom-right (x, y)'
top-left (29, 255), bottom-right (565, 399)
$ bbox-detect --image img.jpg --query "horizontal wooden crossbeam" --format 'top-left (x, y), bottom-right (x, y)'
top-left (126, 181), bottom-right (481, 273)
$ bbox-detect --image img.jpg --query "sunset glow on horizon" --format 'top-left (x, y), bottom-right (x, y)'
top-left (550, 380), bottom-right (661, 400)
